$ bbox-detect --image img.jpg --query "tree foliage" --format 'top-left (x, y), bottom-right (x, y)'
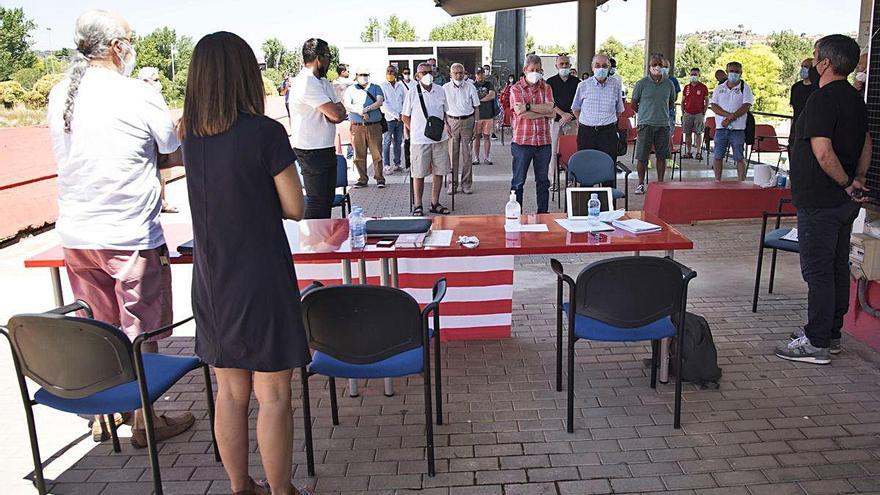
top-left (429, 15), bottom-right (493, 42)
top-left (361, 17), bottom-right (381, 43)
top-left (262, 38), bottom-right (285, 69)
top-left (615, 43), bottom-right (646, 89)
top-left (715, 45), bottom-right (785, 112)
top-left (385, 15), bottom-right (417, 42)
top-left (11, 67), bottom-right (42, 89)
top-left (598, 36), bottom-right (625, 61)
top-left (0, 6), bottom-right (38, 81)
top-left (0, 80), bottom-right (25, 108)
top-left (535, 43), bottom-right (576, 56)
top-left (132, 27), bottom-right (194, 82)
top-left (768, 30), bottom-right (814, 87)
top-left (675, 36), bottom-right (713, 79)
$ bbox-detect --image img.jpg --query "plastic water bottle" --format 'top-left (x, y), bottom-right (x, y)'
top-left (349, 207), bottom-right (366, 249)
top-left (588, 193), bottom-right (601, 225)
top-left (505, 191), bottom-right (521, 227)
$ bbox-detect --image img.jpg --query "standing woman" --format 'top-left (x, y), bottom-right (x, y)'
top-left (179, 32), bottom-right (310, 495)
top-left (500, 74), bottom-right (516, 129)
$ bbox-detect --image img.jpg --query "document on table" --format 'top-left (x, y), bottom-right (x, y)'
top-left (504, 223), bottom-right (550, 233)
top-left (554, 219), bottom-right (615, 233)
top-left (781, 228), bottom-right (798, 242)
top-left (424, 230), bottom-right (454, 247)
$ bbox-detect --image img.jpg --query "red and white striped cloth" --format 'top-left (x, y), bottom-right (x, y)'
top-left (294, 256), bottom-right (514, 341)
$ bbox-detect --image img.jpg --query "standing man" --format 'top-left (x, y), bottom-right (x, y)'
top-left (381, 65), bottom-right (407, 173)
top-left (443, 63), bottom-right (480, 195)
top-left (681, 68), bottom-right (709, 160)
top-left (472, 67), bottom-right (497, 166)
top-left (427, 57), bottom-right (448, 86)
top-left (571, 54), bottom-right (624, 187)
top-left (789, 58), bottom-right (817, 163)
top-left (402, 62), bottom-right (451, 216)
top-left (509, 54), bottom-right (556, 213)
top-left (333, 63), bottom-right (353, 102)
top-left (609, 57), bottom-right (627, 100)
top-left (710, 61), bottom-right (754, 181)
top-left (546, 53), bottom-right (580, 187)
top-left (290, 38), bottom-right (347, 219)
top-left (631, 54), bottom-right (676, 193)
top-left (662, 58), bottom-right (681, 131)
top-left (714, 69), bottom-right (727, 87)
top-left (400, 68), bottom-right (414, 169)
top-left (343, 67), bottom-right (386, 188)
top-left (776, 34), bottom-right (870, 364)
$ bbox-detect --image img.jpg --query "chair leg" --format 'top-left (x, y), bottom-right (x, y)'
top-left (768, 248), bottom-right (779, 294)
top-left (328, 377), bottom-right (339, 426)
top-left (202, 365), bottom-right (220, 462)
top-left (23, 401), bottom-right (46, 494)
top-left (422, 368), bottom-right (435, 476)
top-left (650, 340), bottom-right (659, 389)
top-left (300, 367), bottom-right (315, 477)
top-left (566, 336), bottom-right (575, 434)
top-left (674, 326), bottom-right (684, 429)
top-left (107, 414), bottom-right (121, 453)
top-left (433, 318), bottom-right (443, 426)
top-left (141, 398), bottom-right (163, 495)
top-left (752, 242), bottom-right (765, 313)
top-left (556, 305), bottom-right (563, 392)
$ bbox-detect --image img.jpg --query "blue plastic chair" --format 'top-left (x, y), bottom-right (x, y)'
top-left (753, 198), bottom-right (798, 312)
top-left (566, 149), bottom-right (629, 210)
top-left (1, 300), bottom-right (218, 495)
top-left (299, 278), bottom-right (447, 476)
top-left (551, 256), bottom-right (697, 432)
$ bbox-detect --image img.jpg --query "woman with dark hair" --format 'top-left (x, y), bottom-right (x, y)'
top-left (180, 31), bottom-right (310, 495)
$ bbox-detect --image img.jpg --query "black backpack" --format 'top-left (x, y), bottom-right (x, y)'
top-left (669, 312), bottom-right (722, 389)
top-left (737, 80), bottom-right (756, 145)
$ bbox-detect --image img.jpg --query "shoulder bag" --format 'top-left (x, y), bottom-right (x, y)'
top-left (417, 83), bottom-right (445, 142)
top-left (361, 84), bottom-right (388, 133)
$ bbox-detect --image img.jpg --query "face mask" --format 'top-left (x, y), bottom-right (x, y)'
top-left (856, 71), bottom-right (867, 83)
top-left (727, 72), bottom-right (741, 83)
top-left (593, 68), bottom-right (609, 80)
top-left (800, 67), bottom-right (810, 80)
top-left (119, 41), bottom-right (136, 77)
top-left (808, 65), bottom-right (820, 85)
top-left (525, 72), bottom-right (542, 84)
top-left (558, 68), bottom-right (571, 78)
top-left (609, 67), bottom-right (616, 76)
top-left (357, 76), bottom-right (369, 86)
top-left (403, 74), bottom-right (411, 81)
top-left (650, 65), bottom-right (662, 76)
top-left (690, 75), bottom-right (699, 83)
top-left (386, 74), bottom-right (397, 82)
top-left (660, 67), bottom-right (669, 77)
top-left (508, 78), bottom-right (515, 84)
top-left (148, 80), bottom-right (162, 92)
top-left (420, 73), bottom-right (433, 86)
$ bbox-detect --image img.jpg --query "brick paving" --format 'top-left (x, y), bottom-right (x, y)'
top-left (8, 142), bottom-right (880, 494)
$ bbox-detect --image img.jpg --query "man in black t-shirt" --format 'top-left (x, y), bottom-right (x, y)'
top-left (472, 68), bottom-right (496, 165)
top-left (788, 58), bottom-right (817, 163)
top-left (546, 54), bottom-right (580, 185)
top-left (776, 34), bottom-right (872, 365)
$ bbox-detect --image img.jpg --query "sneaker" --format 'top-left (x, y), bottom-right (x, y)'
top-left (483, 159), bottom-right (493, 165)
top-left (131, 412), bottom-right (195, 448)
top-left (775, 335), bottom-right (831, 365)
top-left (471, 159), bottom-right (480, 166)
top-left (789, 329), bottom-right (841, 354)
top-left (353, 182), bottom-right (367, 188)
top-left (491, 133), bottom-right (498, 140)
top-left (635, 184), bottom-right (646, 195)
top-left (377, 182), bottom-right (386, 189)
top-left (90, 412), bottom-right (130, 442)
top-left (383, 166), bottom-right (394, 176)
top-left (394, 165), bottom-right (404, 172)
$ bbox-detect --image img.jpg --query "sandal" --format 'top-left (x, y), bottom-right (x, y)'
top-left (429, 203), bottom-right (451, 215)
top-left (412, 205), bottom-right (424, 216)
top-left (232, 477), bottom-right (269, 495)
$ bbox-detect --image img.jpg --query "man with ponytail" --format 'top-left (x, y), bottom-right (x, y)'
top-left (46, 10), bottom-right (194, 447)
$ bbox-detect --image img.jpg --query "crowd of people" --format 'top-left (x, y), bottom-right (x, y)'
top-left (42, 6), bottom-right (872, 494)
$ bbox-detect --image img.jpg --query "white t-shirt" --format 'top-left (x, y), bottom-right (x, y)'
top-left (47, 67), bottom-right (179, 250)
top-left (380, 80), bottom-right (408, 121)
top-left (443, 80), bottom-right (480, 117)
top-left (710, 80), bottom-right (754, 130)
top-left (290, 68), bottom-right (338, 150)
top-left (401, 82), bottom-right (448, 145)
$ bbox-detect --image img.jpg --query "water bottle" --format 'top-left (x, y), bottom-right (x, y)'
top-left (587, 193), bottom-right (601, 225)
top-left (349, 207), bottom-right (366, 249)
top-left (505, 191), bottom-right (521, 227)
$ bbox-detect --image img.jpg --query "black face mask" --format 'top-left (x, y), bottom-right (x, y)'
top-left (808, 64), bottom-right (820, 85)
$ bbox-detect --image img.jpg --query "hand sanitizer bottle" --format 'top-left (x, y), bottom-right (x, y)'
top-left (505, 191), bottom-right (521, 227)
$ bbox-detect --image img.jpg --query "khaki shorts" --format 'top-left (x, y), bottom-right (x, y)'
top-left (475, 119), bottom-right (494, 135)
top-left (410, 142), bottom-right (451, 178)
top-left (682, 112), bottom-right (705, 134)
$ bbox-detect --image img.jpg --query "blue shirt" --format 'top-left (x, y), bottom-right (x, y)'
top-left (343, 83), bottom-right (384, 124)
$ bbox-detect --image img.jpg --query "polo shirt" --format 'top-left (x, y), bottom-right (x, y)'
top-left (401, 82), bottom-right (448, 145)
top-left (380, 80), bottom-right (407, 121)
top-left (571, 76), bottom-right (623, 126)
top-left (546, 74), bottom-right (580, 121)
top-left (631, 76), bottom-right (675, 127)
top-left (682, 82), bottom-right (709, 114)
top-left (290, 67), bottom-right (337, 150)
top-left (343, 83), bottom-right (384, 124)
top-left (710, 80), bottom-right (754, 130)
top-left (443, 79), bottom-right (480, 117)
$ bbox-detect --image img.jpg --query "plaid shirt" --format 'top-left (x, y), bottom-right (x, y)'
top-left (572, 76), bottom-right (624, 126)
top-left (509, 79), bottom-right (554, 146)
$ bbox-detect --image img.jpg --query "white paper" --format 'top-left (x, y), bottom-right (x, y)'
top-left (781, 228), bottom-right (798, 242)
top-left (424, 230), bottom-right (454, 247)
top-left (504, 223), bottom-right (550, 233)
top-left (554, 219), bottom-right (615, 233)
top-left (598, 209), bottom-right (627, 223)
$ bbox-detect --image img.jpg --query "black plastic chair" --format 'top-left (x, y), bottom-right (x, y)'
top-left (566, 149), bottom-right (631, 211)
top-left (752, 198), bottom-right (798, 313)
top-left (551, 256), bottom-right (697, 432)
top-left (299, 278), bottom-right (447, 476)
top-left (0, 300), bottom-right (218, 495)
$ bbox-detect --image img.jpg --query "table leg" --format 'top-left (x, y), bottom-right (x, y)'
top-left (380, 259), bottom-right (394, 397)
top-left (659, 250), bottom-right (674, 384)
top-left (341, 260), bottom-right (359, 398)
top-left (50, 267), bottom-right (64, 306)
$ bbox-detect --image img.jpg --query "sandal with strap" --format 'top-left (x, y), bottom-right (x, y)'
top-left (412, 205), bottom-right (424, 216)
top-left (232, 478), bottom-right (269, 495)
top-left (430, 203), bottom-right (451, 215)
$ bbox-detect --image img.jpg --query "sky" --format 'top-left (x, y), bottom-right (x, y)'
top-left (10, 0), bottom-right (862, 53)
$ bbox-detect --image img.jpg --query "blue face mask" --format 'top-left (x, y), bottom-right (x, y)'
top-left (594, 67), bottom-right (609, 79)
top-left (727, 72), bottom-right (741, 83)
top-left (660, 67), bottom-right (669, 77)
top-left (800, 67), bottom-right (810, 80)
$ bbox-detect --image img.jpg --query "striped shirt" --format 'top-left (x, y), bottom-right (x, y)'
top-left (572, 76), bottom-right (624, 126)
top-left (509, 79), bottom-right (554, 146)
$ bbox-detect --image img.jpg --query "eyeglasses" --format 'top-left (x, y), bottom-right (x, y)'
top-left (557, 52), bottom-right (568, 56)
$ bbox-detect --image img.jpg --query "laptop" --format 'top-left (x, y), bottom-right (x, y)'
top-left (566, 187), bottom-right (614, 220)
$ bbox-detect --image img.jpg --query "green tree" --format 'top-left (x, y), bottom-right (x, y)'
top-left (675, 35), bottom-right (713, 79)
top-left (429, 15), bottom-right (493, 41)
top-left (262, 38), bottom-right (285, 69)
top-left (598, 36), bottom-right (625, 60)
top-left (715, 44), bottom-right (785, 113)
top-left (361, 17), bottom-right (381, 42)
top-left (536, 43), bottom-right (576, 55)
top-left (385, 15), bottom-right (417, 42)
top-left (132, 27), bottom-right (194, 82)
top-left (11, 67), bottom-right (41, 89)
top-left (0, 6), bottom-right (38, 81)
top-left (525, 34), bottom-right (535, 53)
top-left (616, 43), bottom-right (645, 88)
top-left (0, 80), bottom-right (25, 108)
top-left (768, 30), bottom-right (814, 86)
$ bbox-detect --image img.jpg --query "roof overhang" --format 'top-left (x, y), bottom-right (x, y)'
top-left (434, 0), bottom-right (610, 16)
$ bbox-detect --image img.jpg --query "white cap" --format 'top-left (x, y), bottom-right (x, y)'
top-left (354, 66), bottom-right (370, 76)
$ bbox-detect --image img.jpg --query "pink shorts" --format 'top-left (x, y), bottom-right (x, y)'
top-left (63, 245), bottom-right (173, 341)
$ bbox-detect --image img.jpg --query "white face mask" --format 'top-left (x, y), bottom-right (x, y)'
top-left (558, 68), bottom-right (571, 78)
top-left (119, 41), bottom-right (136, 77)
top-left (856, 71), bottom-right (867, 82)
top-left (148, 80), bottom-right (162, 92)
top-left (420, 73), bottom-right (433, 86)
top-left (525, 71), bottom-right (542, 84)
top-left (357, 76), bottom-right (369, 86)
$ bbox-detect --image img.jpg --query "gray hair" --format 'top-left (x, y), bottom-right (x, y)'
top-left (64, 10), bottom-right (129, 133)
top-left (524, 54), bottom-right (543, 69)
top-left (592, 54), bottom-right (609, 65)
top-left (815, 34), bottom-right (860, 76)
top-left (450, 62), bottom-right (465, 72)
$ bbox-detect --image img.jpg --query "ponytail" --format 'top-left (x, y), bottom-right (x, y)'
top-left (63, 53), bottom-right (90, 133)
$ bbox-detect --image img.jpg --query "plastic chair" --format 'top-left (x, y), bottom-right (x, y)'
top-left (554, 134), bottom-right (579, 208)
top-left (669, 126), bottom-right (684, 181)
top-left (567, 149), bottom-right (629, 210)
top-left (703, 118), bottom-right (717, 167)
top-left (748, 124), bottom-right (788, 170)
top-left (299, 279), bottom-right (447, 476)
top-left (333, 154), bottom-right (351, 218)
top-left (753, 198), bottom-right (798, 313)
top-left (0, 301), bottom-right (218, 495)
top-left (551, 256), bottom-right (697, 432)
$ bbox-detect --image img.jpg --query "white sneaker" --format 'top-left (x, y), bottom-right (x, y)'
top-left (383, 166), bottom-right (393, 175)
top-left (635, 184), bottom-right (646, 195)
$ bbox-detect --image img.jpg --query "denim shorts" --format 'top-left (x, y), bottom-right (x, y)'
top-left (713, 128), bottom-right (745, 161)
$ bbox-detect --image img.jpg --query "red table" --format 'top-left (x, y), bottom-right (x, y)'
top-left (644, 181), bottom-right (792, 224)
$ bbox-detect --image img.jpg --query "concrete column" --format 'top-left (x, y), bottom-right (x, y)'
top-left (858, 0), bottom-right (872, 50)
top-left (577, 0), bottom-right (597, 72)
top-left (645, 0), bottom-right (678, 72)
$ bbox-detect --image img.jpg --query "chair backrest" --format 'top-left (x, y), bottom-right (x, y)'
top-left (6, 313), bottom-right (135, 399)
top-left (335, 154), bottom-right (348, 188)
top-left (567, 149), bottom-right (615, 187)
top-left (753, 124), bottom-right (781, 152)
top-left (574, 256), bottom-right (686, 328)
top-left (671, 126), bottom-right (683, 145)
top-left (302, 285), bottom-right (424, 364)
top-left (622, 101), bottom-right (635, 119)
top-left (557, 135), bottom-right (579, 168)
top-left (705, 116), bottom-right (717, 138)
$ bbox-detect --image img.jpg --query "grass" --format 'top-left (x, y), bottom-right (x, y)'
top-left (0, 104), bottom-right (47, 127)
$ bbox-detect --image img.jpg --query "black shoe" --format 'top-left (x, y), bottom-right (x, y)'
top-left (353, 182), bottom-right (367, 188)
